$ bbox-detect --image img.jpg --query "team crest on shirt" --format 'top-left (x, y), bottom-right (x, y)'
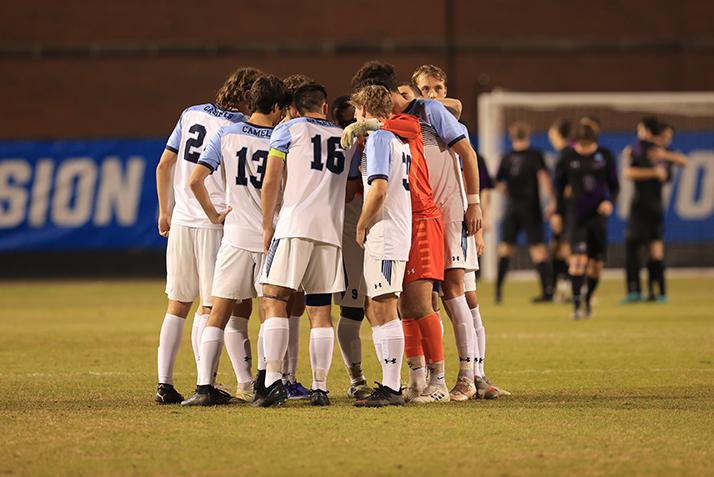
top-left (570, 160), bottom-right (580, 169)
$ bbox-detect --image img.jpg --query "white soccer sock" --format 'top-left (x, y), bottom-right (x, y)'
top-left (309, 327), bottom-right (334, 392)
top-left (406, 355), bottom-right (427, 390)
top-left (379, 320), bottom-right (404, 392)
top-left (472, 305), bottom-right (486, 377)
top-left (194, 313), bottom-right (210, 384)
top-left (190, 312), bottom-right (201, 372)
top-left (257, 322), bottom-right (266, 371)
top-left (371, 324), bottom-right (384, 363)
top-left (336, 316), bottom-right (364, 385)
top-left (224, 316), bottom-right (253, 385)
top-left (428, 360), bottom-right (446, 387)
top-left (444, 295), bottom-right (476, 381)
top-left (157, 313), bottom-right (185, 385)
top-left (282, 315), bottom-right (301, 383)
top-left (198, 326), bottom-right (224, 386)
top-left (263, 317), bottom-right (289, 386)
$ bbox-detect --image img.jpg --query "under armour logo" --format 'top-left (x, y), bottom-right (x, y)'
top-left (374, 283), bottom-right (382, 289)
top-left (406, 268), bottom-right (416, 275)
top-left (452, 256), bottom-right (460, 261)
top-left (384, 358), bottom-right (397, 364)
top-left (459, 357), bottom-right (471, 362)
top-left (244, 357), bottom-right (251, 362)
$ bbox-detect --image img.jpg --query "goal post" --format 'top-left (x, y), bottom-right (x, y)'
top-left (477, 91), bottom-right (714, 281)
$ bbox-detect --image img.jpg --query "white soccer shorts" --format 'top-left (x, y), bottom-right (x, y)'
top-left (333, 229), bottom-right (365, 308)
top-left (359, 253), bottom-right (406, 299)
top-left (211, 243), bottom-right (265, 301)
top-left (165, 224), bottom-right (222, 307)
top-left (261, 237), bottom-right (345, 295)
top-left (443, 220), bottom-right (479, 271)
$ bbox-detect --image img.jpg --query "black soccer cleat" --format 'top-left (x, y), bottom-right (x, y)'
top-left (180, 385), bottom-right (232, 407)
top-left (253, 379), bottom-right (288, 408)
top-left (154, 383), bottom-right (184, 405)
top-left (354, 383), bottom-right (404, 408)
top-left (309, 389), bottom-right (331, 407)
top-left (532, 294), bottom-right (554, 303)
top-left (252, 369), bottom-right (266, 405)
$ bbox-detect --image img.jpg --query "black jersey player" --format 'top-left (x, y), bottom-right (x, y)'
top-left (495, 121), bottom-right (556, 303)
top-left (554, 122), bottom-right (619, 319)
top-left (621, 118), bottom-right (688, 304)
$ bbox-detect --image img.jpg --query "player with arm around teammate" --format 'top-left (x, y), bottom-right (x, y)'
top-left (181, 75), bottom-right (291, 406)
top-left (259, 82), bottom-right (361, 407)
top-left (348, 85), bottom-right (412, 408)
top-left (153, 67), bottom-right (262, 404)
top-left (412, 64), bottom-right (503, 399)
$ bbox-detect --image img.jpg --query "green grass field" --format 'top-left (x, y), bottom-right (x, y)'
top-left (1, 277), bottom-right (712, 476)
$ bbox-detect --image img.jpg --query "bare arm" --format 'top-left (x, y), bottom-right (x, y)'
top-left (436, 98), bottom-right (462, 120)
top-left (624, 166), bottom-right (668, 182)
top-left (481, 188), bottom-right (492, 232)
top-left (189, 163), bottom-right (231, 224)
top-left (156, 149), bottom-right (178, 237)
top-left (537, 169), bottom-right (557, 220)
top-left (450, 138), bottom-right (483, 235)
top-left (356, 179), bottom-right (387, 248)
top-left (648, 147), bottom-right (688, 167)
top-left (261, 154), bottom-right (285, 254)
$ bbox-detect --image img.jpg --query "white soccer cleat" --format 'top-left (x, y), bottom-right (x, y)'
top-left (411, 383), bottom-right (450, 403)
top-left (449, 376), bottom-right (476, 402)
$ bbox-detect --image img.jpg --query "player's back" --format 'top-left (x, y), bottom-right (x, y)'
top-left (166, 103), bottom-right (247, 229)
top-left (198, 121), bottom-right (273, 252)
top-left (270, 117), bottom-right (359, 247)
top-left (361, 129), bottom-right (412, 261)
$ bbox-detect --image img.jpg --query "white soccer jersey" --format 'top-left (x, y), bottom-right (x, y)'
top-left (269, 117), bottom-right (360, 247)
top-left (403, 99), bottom-right (468, 223)
top-left (361, 129), bottom-right (412, 261)
top-left (165, 103), bottom-right (247, 229)
top-left (198, 121), bottom-right (275, 253)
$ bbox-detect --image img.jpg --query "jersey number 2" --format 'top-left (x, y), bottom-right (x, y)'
top-left (184, 124), bottom-right (207, 163)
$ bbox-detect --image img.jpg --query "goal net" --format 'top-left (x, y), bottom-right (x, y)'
top-left (476, 91), bottom-right (714, 281)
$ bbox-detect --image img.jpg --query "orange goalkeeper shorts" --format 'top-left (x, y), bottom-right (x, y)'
top-left (404, 215), bottom-right (444, 285)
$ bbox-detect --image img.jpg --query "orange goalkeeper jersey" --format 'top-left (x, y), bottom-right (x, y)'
top-left (382, 114), bottom-right (440, 220)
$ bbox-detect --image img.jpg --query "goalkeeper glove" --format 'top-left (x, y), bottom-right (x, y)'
top-left (340, 118), bottom-right (383, 149)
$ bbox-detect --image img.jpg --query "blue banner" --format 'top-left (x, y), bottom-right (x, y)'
top-left (1, 134), bottom-right (713, 251)
top-left (494, 132), bottom-right (714, 244)
top-left (0, 139), bottom-right (166, 251)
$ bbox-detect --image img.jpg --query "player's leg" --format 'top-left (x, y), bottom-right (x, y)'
top-left (181, 296), bottom-right (236, 406)
top-left (496, 211), bottom-right (519, 303)
top-left (583, 216), bottom-right (608, 316)
top-left (257, 285), bottom-right (292, 407)
top-left (623, 237), bottom-right (643, 303)
top-left (224, 299), bottom-right (254, 401)
top-left (282, 291), bottom-right (309, 399)
top-left (305, 295), bottom-right (334, 407)
top-left (648, 240), bottom-right (667, 302)
top-left (529, 243), bottom-right (554, 302)
top-left (156, 224), bottom-right (201, 404)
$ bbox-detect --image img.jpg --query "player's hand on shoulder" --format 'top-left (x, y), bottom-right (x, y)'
top-left (340, 119), bottom-right (383, 149)
top-left (597, 200), bottom-right (613, 217)
top-left (211, 207), bottom-right (232, 225)
top-left (158, 214), bottom-right (171, 237)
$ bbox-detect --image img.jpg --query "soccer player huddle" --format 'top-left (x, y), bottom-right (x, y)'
top-left (153, 61), bottom-right (509, 409)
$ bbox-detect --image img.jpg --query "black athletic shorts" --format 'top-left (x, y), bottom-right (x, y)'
top-left (570, 214), bottom-right (608, 261)
top-left (501, 207), bottom-right (544, 245)
top-left (626, 208), bottom-right (663, 243)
